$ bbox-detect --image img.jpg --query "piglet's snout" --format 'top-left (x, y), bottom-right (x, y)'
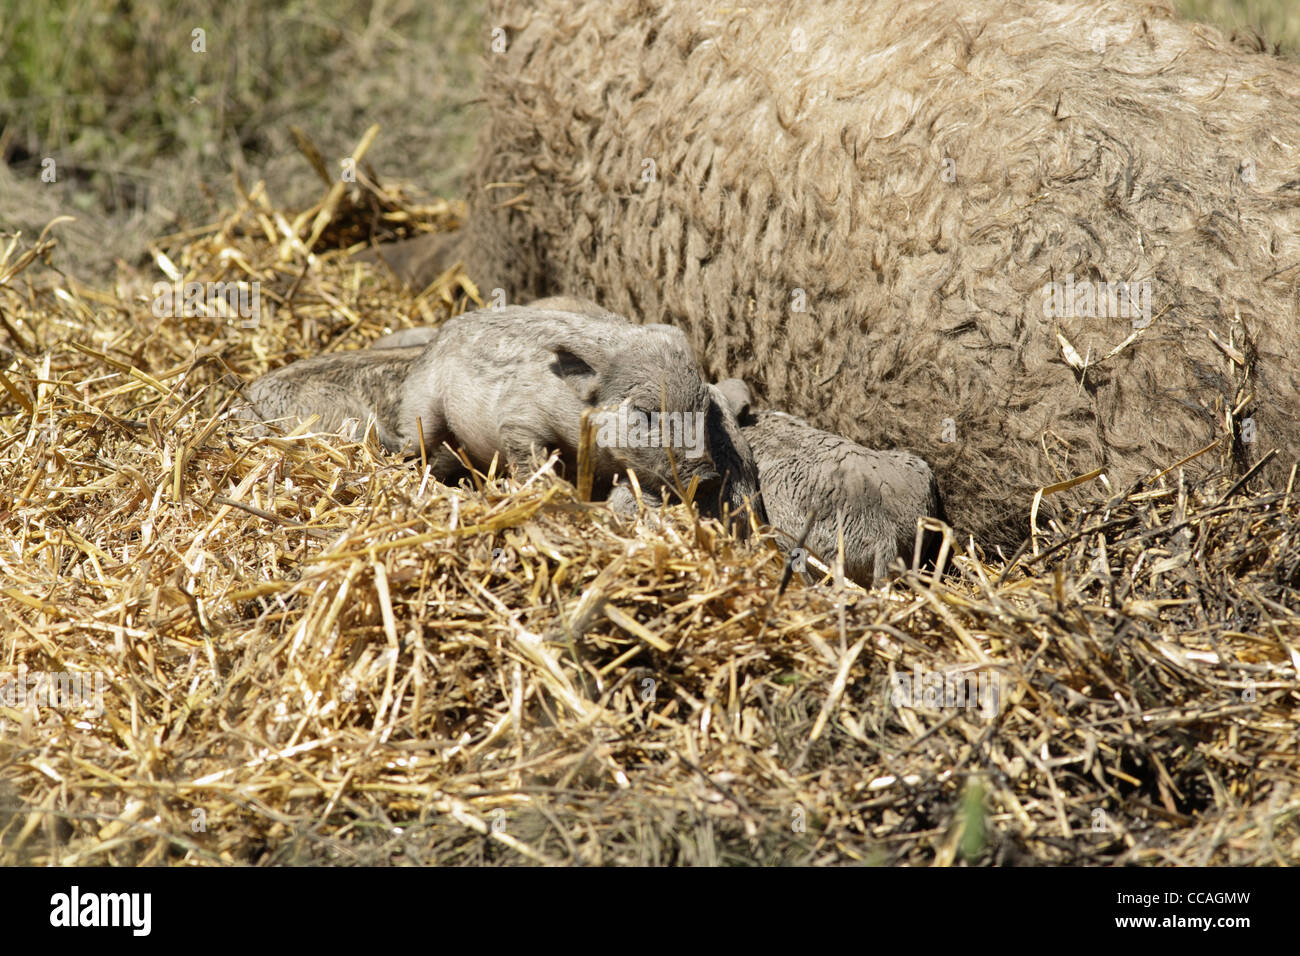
top-left (693, 469), bottom-right (721, 492)
top-left (671, 466), bottom-right (721, 500)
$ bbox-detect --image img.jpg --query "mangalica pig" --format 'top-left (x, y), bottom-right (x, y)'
top-left (241, 304), bottom-right (763, 527)
top-left (717, 379), bottom-right (946, 586)
top-left (397, 305), bottom-right (719, 501)
top-left (430, 0), bottom-right (1300, 549)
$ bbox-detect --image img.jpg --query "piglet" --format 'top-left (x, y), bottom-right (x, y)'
top-left (715, 378), bottom-right (946, 586)
top-left (240, 304), bottom-right (763, 529)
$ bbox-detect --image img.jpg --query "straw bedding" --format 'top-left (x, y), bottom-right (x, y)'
top-left (0, 150), bottom-right (1296, 864)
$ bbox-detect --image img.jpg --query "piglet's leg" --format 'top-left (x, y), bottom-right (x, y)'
top-left (498, 424), bottom-right (554, 475)
top-left (606, 482), bottom-right (667, 514)
top-left (429, 446), bottom-right (470, 482)
top-left (376, 421), bottom-right (411, 455)
top-left (401, 409), bottom-right (455, 471)
top-left (607, 484), bottom-right (639, 515)
top-left (872, 541), bottom-right (896, 588)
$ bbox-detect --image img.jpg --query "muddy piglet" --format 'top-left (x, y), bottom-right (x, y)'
top-left (241, 304), bottom-right (762, 528)
top-left (715, 379), bottom-right (947, 586)
top-left (399, 306), bottom-right (726, 501)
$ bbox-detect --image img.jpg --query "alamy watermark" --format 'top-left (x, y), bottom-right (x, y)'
top-left (891, 665), bottom-right (1000, 719)
top-left (49, 886), bottom-right (150, 936)
top-left (1042, 273), bottom-right (1152, 327)
top-left (591, 405), bottom-right (706, 459)
top-left (0, 665), bottom-right (106, 717)
top-left (151, 280), bottom-right (265, 328)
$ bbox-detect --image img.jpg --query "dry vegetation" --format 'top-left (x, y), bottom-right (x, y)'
top-left (0, 0), bottom-right (485, 281)
top-left (0, 151), bottom-right (1297, 865)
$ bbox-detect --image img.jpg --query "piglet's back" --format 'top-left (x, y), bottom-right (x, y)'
top-left (425, 306), bottom-right (688, 362)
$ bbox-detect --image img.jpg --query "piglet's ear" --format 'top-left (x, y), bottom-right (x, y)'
top-left (552, 349), bottom-right (601, 405)
top-left (715, 378), bottom-right (752, 418)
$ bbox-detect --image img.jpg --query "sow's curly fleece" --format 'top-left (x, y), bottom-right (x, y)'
top-left (448, 0), bottom-right (1300, 548)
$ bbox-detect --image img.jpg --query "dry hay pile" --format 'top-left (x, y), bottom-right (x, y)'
top-left (0, 150), bottom-right (1298, 866)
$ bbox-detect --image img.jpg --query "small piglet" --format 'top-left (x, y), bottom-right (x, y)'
top-left (511, 297), bottom-right (763, 528)
top-left (399, 305), bottom-right (722, 500)
top-left (241, 304), bottom-right (763, 528)
top-left (715, 379), bottom-right (947, 586)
